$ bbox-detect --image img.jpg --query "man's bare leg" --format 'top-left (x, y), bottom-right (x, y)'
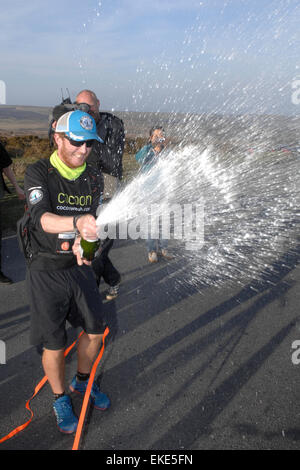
top-left (77, 332), bottom-right (103, 374)
top-left (42, 348), bottom-right (65, 394)
top-left (70, 332), bottom-right (110, 410)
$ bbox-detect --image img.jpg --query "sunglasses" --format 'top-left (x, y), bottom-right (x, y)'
top-left (64, 136), bottom-right (94, 148)
top-left (74, 102), bottom-right (91, 113)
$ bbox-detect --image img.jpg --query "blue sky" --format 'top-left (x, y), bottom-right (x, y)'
top-left (0, 0), bottom-right (299, 114)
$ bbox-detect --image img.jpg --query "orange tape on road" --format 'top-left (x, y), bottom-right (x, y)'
top-left (1, 328), bottom-right (109, 449)
top-left (0, 330), bottom-right (84, 445)
top-left (0, 374), bottom-right (48, 444)
top-left (72, 326), bottom-right (110, 451)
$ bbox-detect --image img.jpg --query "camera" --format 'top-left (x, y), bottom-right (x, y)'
top-left (48, 91), bottom-right (91, 144)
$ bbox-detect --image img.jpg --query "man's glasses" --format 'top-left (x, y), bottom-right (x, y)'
top-left (64, 136), bottom-right (94, 148)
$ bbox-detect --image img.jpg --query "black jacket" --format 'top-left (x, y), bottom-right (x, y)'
top-left (87, 112), bottom-right (125, 180)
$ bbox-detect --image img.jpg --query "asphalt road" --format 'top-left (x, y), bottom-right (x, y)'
top-left (0, 235), bottom-right (300, 451)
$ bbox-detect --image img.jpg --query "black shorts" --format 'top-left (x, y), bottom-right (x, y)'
top-left (26, 264), bottom-right (105, 350)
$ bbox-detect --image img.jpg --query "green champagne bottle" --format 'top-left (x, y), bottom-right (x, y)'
top-left (79, 238), bottom-right (100, 261)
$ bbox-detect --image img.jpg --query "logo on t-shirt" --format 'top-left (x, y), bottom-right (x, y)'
top-left (29, 189), bottom-right (43, 205)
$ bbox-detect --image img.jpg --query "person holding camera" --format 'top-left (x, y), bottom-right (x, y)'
top-left (48, 90), bottom-right (124, 300)
top-left (135, 126), bottom-right (172, 263)
top-left (75, 90), bottom-right (123, 300)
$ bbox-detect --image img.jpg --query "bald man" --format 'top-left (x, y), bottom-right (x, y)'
top-left (75, 90), bottom-right (124, 299)
top-left (75, 90), bottom-right (124, 183)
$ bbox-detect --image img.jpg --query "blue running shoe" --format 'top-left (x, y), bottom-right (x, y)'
top-left (69, 376), bottom-right (111, 410)
top-left (53, 395), bottom-right (78, 434)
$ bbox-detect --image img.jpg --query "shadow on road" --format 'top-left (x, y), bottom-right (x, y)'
top-left (0, 240), bottom-right (299, 449)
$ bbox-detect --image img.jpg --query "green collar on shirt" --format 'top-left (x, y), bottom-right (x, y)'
top-left (50, 150), bottom-right (86, 181)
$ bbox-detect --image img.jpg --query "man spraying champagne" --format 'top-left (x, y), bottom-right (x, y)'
top-left (23, 110), bottom-right (111, 434)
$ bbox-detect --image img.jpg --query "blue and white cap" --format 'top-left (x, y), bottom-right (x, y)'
top-left (55, 110), bottom-right (103, 143)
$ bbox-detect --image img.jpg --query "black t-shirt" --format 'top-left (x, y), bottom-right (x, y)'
top-left (24, 158), bottom-right (103, 270)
